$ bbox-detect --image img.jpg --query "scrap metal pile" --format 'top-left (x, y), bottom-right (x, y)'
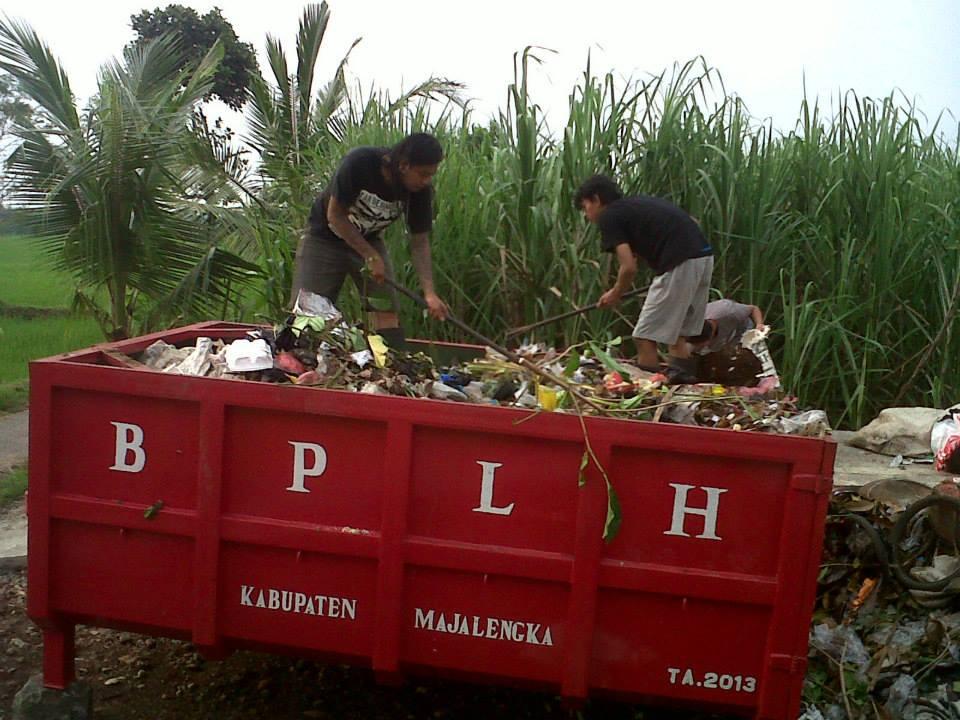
top-left (133, 293), bottom-right (828, 435)
top-left (803, 478), bottom-right (960, 718)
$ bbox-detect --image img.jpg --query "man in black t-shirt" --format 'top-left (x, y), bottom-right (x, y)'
top-left (574, 175), bottom-right (714, 382)
top-left (291, 133), bottom-right (449, 345)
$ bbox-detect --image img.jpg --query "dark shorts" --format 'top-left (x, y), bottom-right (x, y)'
top-left (289, 233), bottom-right (399, 313)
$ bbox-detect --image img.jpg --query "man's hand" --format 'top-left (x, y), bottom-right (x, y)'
top-left (365, 254), bottom-right (387, 283)
top-left (424, 291), bottom-right (449, 320)
top-left (597, 288), bottom-right (622, 308)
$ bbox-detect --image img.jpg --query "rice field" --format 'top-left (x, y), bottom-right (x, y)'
top-left (0, 235), bottom-right (105, 384)
top-left (0, 234), bottom-right (74, 307)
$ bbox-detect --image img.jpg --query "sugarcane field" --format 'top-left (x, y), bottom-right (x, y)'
top-left (1, 2), bottom-right (959, 719)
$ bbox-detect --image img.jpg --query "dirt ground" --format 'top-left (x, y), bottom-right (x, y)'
top-left (0, 568), bottom-right (723, 720)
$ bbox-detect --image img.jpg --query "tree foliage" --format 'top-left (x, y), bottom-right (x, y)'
top-left (130, 4), bottom-right (258, 109)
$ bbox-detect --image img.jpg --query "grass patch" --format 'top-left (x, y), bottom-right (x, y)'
top-left (0, 315), bottom-right (104, 384)
top-left (0, 235), bottom-right (77, 308)
top-left (0, 465), bottom-right (27, 507)
top-left (0, 380), bottom-right (29, 414)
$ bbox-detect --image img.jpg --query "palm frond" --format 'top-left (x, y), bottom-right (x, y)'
top-left (174, 39), bottom-right (224, 113)
top-left (314, 36), bottom-right (360, 127)
top-left (386, 77), bottom-right (467, 115)
top-left (0, 16), bottom-right (78, 132)
top-left (265, 35), bottom-right (290, 106)
top-left (295, 3), bottom-right (331, 122)
top-left (244, 72), bottom-right (281, 155)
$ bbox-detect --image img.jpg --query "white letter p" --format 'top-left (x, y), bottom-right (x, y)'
top-left (287, 442), bottom-right (327, 493)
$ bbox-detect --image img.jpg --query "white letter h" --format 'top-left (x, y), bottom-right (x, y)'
top-left (663, 483), bottom-right (727, 540)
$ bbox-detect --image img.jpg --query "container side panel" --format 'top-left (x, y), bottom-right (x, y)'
top-left (590, 591), bottom-right (768, 708)
top-left (49, 521), bottom-right (194, 630)
top-left (51, 389), bottom-right (200, 510)
top-left (408, 429), bottom-right (581, 555)
top-left (218, 544), bottom-right (377, 657)
top-left (400, 567), bottom-right (567, 684)
top-left (605, 447), bottom-right (789, 577)
top-left (222, 408), bottom-right (386, 530)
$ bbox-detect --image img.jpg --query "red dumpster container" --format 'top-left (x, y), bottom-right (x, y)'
top-left (27, 321), bottom-right (835, 718)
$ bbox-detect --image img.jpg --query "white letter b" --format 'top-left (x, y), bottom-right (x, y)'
top-left (110, 422), bottom-right (146, 473)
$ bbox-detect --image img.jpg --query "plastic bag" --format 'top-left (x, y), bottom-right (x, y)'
top-left (291, 289), bottom-right (342, 322)
top-left (883, 674), bottom-right (917, 718)
top-left (778, 410), bottom-right (831, 437)
top-left (740, 326), bottom-right (781, 389)
top-left (810, 623), bottom-right (870, 672)
top-left (931, 407), bottom-right (960, 472)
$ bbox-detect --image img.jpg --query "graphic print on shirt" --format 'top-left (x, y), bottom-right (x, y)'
top-left (347, 190), bottom-right (403, 236)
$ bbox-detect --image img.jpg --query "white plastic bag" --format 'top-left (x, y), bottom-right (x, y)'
top-left (779, 410), bottom-right (831, 437)
top-left (292, 289), bottom-right (342, 322)
top-left (740, 326), bottom-right (781, 389)
top-left (169, 337), bottom-right (214, 376)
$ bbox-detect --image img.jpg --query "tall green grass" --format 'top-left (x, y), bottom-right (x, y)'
top-left (241, 56), bottom-right (958, 429)
top-left (5, 33), bottom-right (956, 429)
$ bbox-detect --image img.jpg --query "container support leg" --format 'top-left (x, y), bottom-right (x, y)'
top-left (42, 622), bottom-right (75, 690)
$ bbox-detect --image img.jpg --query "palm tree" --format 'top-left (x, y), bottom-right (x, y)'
top-left (0, 19), bottom-right (257, 339)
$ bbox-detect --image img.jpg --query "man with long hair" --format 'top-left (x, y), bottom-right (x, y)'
top-left (292, 133), bottom-right (450, 345)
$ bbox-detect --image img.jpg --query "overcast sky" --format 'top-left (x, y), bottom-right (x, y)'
top-left (3, 0), bottom-right (959, 138)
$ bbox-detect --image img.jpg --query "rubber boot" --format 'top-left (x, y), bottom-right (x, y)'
top-left (665, 356), bottom-right (699, 385)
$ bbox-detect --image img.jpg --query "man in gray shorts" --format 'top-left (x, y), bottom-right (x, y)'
top-left (575, 175), bottom-right (713, 383)
top-left (292, 133), bottom-right (450, 346)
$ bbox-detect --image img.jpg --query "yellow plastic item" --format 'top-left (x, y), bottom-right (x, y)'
top-left (711, 385), bottom-right (727, 396)
top-left (537, 385), bottom-right (559, 411)
top-left (367, 334), bottom-right (389, 368)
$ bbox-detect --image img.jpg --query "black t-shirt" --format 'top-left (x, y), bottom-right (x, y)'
top-left (307, 147), bottom-right (433, 241)
top-left (597, 196), bottom-right (712, 274)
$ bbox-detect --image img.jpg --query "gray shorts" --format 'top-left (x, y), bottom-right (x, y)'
top-left (632, 255), bottom-right (714, 345)
top-left (289, 233), bottom-right (399, 313)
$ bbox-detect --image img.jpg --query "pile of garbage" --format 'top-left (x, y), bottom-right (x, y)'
top-left (131, 292), bottom-right (828, 434)
top-left (802, 474), bottom-right (960, 719)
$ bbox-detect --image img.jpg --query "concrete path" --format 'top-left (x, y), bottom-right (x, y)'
top-left (0, 410), bottom-right (28, 569)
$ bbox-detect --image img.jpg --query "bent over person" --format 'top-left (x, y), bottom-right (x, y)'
top-left (575, 174), bottom-right (713, 383)
top-left (291, 133), bottom-right (449, 346)
top-left (687, 299), bottom-right (765, 355)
